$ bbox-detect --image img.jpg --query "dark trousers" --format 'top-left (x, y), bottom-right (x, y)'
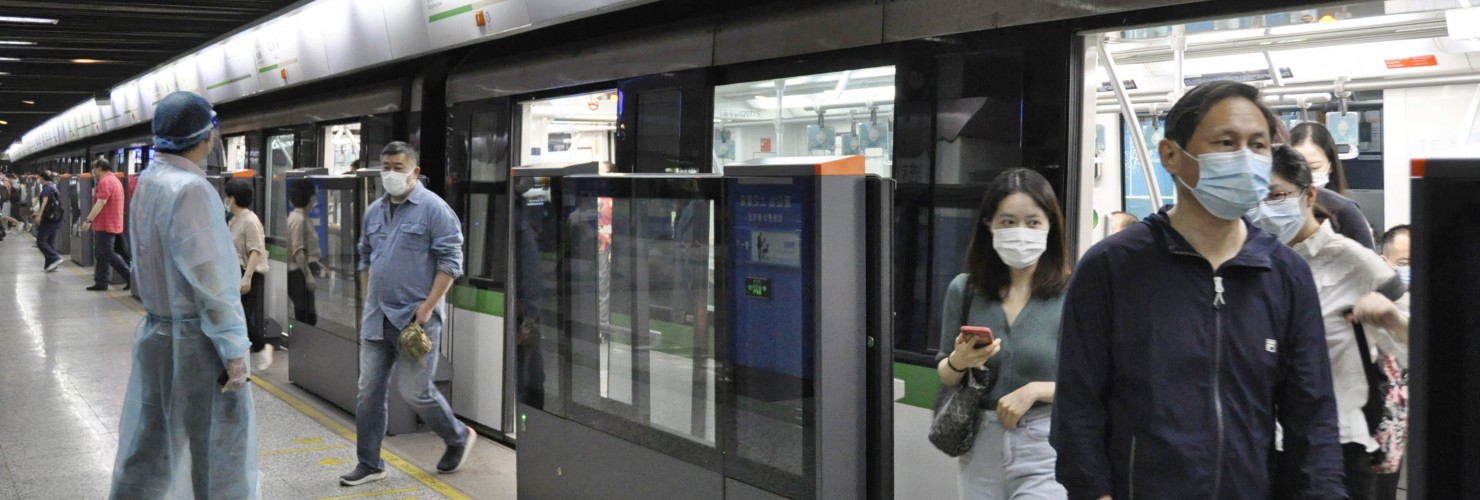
top-left (94, 231), bottom-right (131, 285)
top-left (36, 221), bottom-right (60, 264)
top-left (1373, 463), bottom-right (1402, 500)
top-left (1274, 443), bottom-right (1375, 499)
top-left (242, 271), bottom-right (266, 352)
top-left (287, 269), bottom-right (317, 326)
top-left (1343, 443), bottom-right (1376, 500)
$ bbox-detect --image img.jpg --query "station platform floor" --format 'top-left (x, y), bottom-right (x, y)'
top-left (0, 230), bottom-right (516, 499)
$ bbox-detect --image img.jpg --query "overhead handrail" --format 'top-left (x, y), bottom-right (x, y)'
top-left (1098, 34), bottom-right (1165, 209)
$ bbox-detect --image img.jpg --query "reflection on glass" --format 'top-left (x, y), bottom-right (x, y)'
top-left (515, 177), bottom-right (561, 414)
top-left (225, 135), bottom-right (248, 172)
top-left (712, 66), bottom-right (896, 176)
top-left (316, 184), bottom-right (359, 336)
top-left (322, 123), bottom-right (362, 175)
top-left (565, 177), bottom-right (717, 447)
top-left (267, 133), bottom-right (295, 240)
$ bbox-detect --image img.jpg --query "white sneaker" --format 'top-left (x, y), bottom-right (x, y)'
top-left (257, 344), bottom-right (274, 371)
top-left (44, 260), bottom-right (61, 272)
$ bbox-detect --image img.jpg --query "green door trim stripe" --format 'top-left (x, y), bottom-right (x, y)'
top-left (429, 4), bottom-right (474, 23)
top-left (894, 362), bottom-right (941, 410)
top-left (449, 285), bottom-right (504, 317)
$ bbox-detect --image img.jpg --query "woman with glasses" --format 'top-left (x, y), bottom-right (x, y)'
top-left (1250, 144), bottom-right (1409, 500)
top-left (936, 168), bottom-right (1071, 499)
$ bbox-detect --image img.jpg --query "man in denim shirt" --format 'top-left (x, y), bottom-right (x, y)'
top-left (339, 141), bottom-right (477, 486)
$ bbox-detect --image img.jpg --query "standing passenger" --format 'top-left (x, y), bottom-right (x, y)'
top-left (227, 179), bottom-right (274, 370)
top-left (1289, 123), bottom-right (1376, 250)
top-left (1373, 224), bottom-right (1413, 500)
top-left (340, 141), bottom-right (475, 486)
top-left (1107, 211), bottom-right (1138, 235)
top-left (937, 168), bottom-right (1071, 499)
top-left (1051, 81), bottom-right (1345, 499)
top-left (82, 158), bottom-right (132, 291)
top-left (287, 179), bottom-right (320, 326)
top-left (1249, 145), bottom-right (1409, 500)
top-left (33, 170), bottom-right (63, 272)
top-left (109, 91), bottom-right (258, 499)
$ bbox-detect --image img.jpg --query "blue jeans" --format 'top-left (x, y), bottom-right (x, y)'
top-left (94, 231), bottom-right (130, 285)
top-left (36, 221), bottom-right (60, 264)
top-left (355, 315), bottom-right (465, 470)
top-left (958, 405), bottom-right (1067, 499)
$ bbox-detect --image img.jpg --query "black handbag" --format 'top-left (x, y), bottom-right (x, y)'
top-left (928, 283), bottom-right (996, 457)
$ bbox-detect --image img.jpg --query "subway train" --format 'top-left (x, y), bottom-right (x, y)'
top-left (6, 0), bottom-right (1480, 498)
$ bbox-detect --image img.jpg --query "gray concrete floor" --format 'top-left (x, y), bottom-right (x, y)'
top-left (0, 230), bottom-right (515, 499)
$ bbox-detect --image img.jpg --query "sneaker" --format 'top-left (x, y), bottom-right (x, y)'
top-left (86, 284), bottom-right (109, 291)
top-left (436, 424), bottom-right (477, 474)
top-left (256, 344), bottom-right (275, 371)
top-left (44, 260), bottom-right (60, 272)
top-left (338, 464), bottom-right (386, 486)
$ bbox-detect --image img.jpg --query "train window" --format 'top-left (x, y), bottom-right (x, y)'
top-left (462, 107), bottom-right (510, 287)
top-left (266, 132), bottom-right (295, 242)
top-left (320, 123), bottom-right (361, 175)
top-left (1121, 118), bottom-right (1176, 218)
top-left (635, 89), bottom-right (682, 172)
top-left (224, 135), bottom-right (248, 173)
top-left (712, 66), bottom-right (895, 176)
top-left (517, 90), bottom-right (618, 167)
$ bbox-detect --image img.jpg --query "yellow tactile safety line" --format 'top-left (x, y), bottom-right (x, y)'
top-left (313, 486), bottom-right (419, 500)
top-left (63, 262), bottom-right (472, 500)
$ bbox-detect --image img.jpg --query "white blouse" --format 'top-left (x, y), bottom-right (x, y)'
top-left (1292, 225), bottom-right (1409, 451)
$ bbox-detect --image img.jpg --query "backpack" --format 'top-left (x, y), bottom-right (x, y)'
top-left (41, 185), bottom-right (62, 223)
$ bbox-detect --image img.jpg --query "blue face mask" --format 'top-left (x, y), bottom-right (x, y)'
top-left (1173, 144), bottom-right (1272, 220)
top-left (1247, 192), bottom-right (1306, 244)
top-left (1395, 265), bottom-right (1411, 286)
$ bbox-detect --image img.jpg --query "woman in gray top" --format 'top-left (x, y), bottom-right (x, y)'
top-left (937, 168), bottom-right (1071, 499)
top-left (1290, 123), bottom-right (1376, 250)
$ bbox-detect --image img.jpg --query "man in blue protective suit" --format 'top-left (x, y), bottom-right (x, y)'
top-left (339, 141), bottom-right (475, 487)
top-left (1051, 81), bottom-right (1345, 499)
top-left (109, 91), bottom-right (259, 499)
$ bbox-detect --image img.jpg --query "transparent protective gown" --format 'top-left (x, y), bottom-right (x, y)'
top-left (110, 156), bottom-right (260, 499)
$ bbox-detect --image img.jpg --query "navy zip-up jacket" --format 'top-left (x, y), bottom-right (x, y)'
top-left (1052, 207), bottom-right (1345, 500)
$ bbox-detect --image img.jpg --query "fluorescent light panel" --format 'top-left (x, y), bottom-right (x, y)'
top-left (0, 41), bottom-right (35, 46)
top-left (0, 16), bottom-right (56, 24)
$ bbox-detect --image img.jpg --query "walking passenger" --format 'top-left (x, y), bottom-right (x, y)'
top-left (83, 158), bottom-right (132, 291)
top-left (227, 179), bottom-right (274, 370)
top-left (109, 91), bottom-right (258, 499)
top-left (1052, 80), bottom-right (1345, 499)
top-left (33, 170), bottom-right (63, 272)
top-left (1290, 123), bottom-right (1376, 250)
top-left (936, 168), bottom-right (1071, 499)
top-left (1374, 224), bottom-right (1413, 500)
top-left (287, 179), bottom-right (320, 326)
top-left (340, 141), bottom-right (475, 486)
top-left (1249, 145), bottom-right (1409, 500)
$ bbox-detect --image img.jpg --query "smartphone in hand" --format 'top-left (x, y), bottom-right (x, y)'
top-left (960, 326), bottom-right (994, 348)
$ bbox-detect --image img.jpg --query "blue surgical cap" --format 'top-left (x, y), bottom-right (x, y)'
top-left (152, 91), bottom-right (215, 151)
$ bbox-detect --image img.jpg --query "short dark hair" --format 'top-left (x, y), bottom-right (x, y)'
top-left (289, 179), bottom-right (316, 209)
top-left (1165, 81), bottom-right (1286, 149)
top-left (1270, 144), bottom-right (1313, 189)
top-left (1289, 123), bottom-right (1349, 195)
top-left (380, 141), bottom-right (419, 163)
top-left (963, 168), bottom-right (1071, 299)
top-left (225, 179), bottom-right (254, 209)
top-left (349, 159), bottom-right (362, 170)
top-left (1381, 224), bottom-right (1411, 249)
top-left (92, 158), bottom-right (113, 172)
top-left (40, 171), bottom-right (54, 181)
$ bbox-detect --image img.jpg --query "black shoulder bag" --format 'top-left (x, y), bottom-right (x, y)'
top-left (928, 282), bottom-right (996, 457)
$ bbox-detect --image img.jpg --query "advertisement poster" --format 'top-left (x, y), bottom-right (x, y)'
top-left (728, 177), bottom-right (811, 381)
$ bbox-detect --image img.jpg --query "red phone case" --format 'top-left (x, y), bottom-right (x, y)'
top-left (960, 326), bottom-right (994, 344)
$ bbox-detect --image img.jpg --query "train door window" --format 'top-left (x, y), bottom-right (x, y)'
top-left (465, 106), bottom-right (510, 285)
top-left (224, 135), bottom-right (248, 173)
top-left (1122, 118), bottom-right (1176, 218)
top-left (321, 123), bottom-right (362, 175)
top-left (517, 90), bottom-right (618, 167)
top-left (711, 66), bottom-right (896, 176)
top-left (266, 132), bottom-right (295, 242)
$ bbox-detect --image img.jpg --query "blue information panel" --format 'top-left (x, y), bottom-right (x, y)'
top-left (728, 177), bottom-right (813, 382)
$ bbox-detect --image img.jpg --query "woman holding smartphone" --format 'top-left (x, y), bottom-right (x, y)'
top-left (936, 168), bottom-right (1072, 499)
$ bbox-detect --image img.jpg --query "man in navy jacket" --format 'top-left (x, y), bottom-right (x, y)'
top-left (1052, 81), bottom-right (1345, 499)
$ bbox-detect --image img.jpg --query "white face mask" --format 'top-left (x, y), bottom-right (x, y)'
top-left (380, 170), bottom-right (413, 197)
top-left (1311, 170), bottom-right (1330, 189)
top-left (1247, 194), bottom-right (1306, 244)
top-left (991, 227), bottom-right (1049, 269)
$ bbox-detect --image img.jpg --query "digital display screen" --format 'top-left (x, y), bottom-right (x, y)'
top-left (745, 276), bottom-right (771, 300)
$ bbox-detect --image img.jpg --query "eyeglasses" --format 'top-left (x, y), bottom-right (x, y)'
top-left (1261, 187), bottom-right (1308, 206)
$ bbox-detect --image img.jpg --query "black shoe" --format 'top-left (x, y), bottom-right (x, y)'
top-left (86, 284), bottom-right (109, 291)
top-left (338, 464), bottom-right (387, 486)
top-left (123, 281), bottom-right (131, 291)
top-left (436, 424), bottom-right (477, 473)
